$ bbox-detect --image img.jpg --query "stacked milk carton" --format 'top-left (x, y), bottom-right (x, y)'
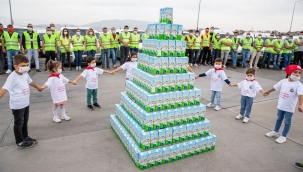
top-left (110, 8), bottom-right (217, 170)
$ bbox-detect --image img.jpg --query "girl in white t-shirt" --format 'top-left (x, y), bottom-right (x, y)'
top-left (112, 52), bottom-right (137, 80)
top-left (41, 60), bottom-right (76, 123)
top-left (265, 65), bottom-right (303, 144)
top-left (230, 68), bottom-right (265, 123)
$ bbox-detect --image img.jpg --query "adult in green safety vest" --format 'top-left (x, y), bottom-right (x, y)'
top-left (130, 27), bottom-right (140, 54)
top-left (42, 27), bottom-right (58, 71)
top-left (119, 25), bottom-right (131, 65)
top-left (72, 28), bottom-right (85, 70)
top-left (210, 33), bottom-right (222, 65)
top-left (282, 34), bottom-right (295, 69)
top-left (220, 32), bottom-right (232, 68)
top-left (2, 24), bottom-right (22, 73)
top-left (294, 31), bottom-right (303, 68)
top-left (50, 23), bottom-right (60, 61)
top-left (199, 27), bottom-right (212, 66)
top-left (110, 27), bottom-right (119, 68)
top-left (193, 30), bottom-right (202, 66)
top-left (99, 27), bottom-right (111, 69)
top-left (60, 28), bottom-right (72, 71)
top-left (250, 33), bottom-right (264, 69)
top-left (0, 23), bottom-right (6, 74)
top-left (21, 23), bottom-right (41, 72)
top-left (85, 28), bottom-right (98, 58)
top-left (184, 30), bottom-right (196, 67)
top-left (231, 30), bottom-right (240, 69)
top-left (240, 32), bottom-right (253, 68)
top-left (272, 35), bottom-right (284, 70)
top-left (261, 33), bottom-right (276, 69)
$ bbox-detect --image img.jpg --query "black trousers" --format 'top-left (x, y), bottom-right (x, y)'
top-left (298, 51), bottom-right (303, 68)
top-left (120, 46), bottom-right (130, 65)
top-left (186, 49), bottom-right (194, 64)
top-left (61, 52), bottom-right (71, 68)
top-left (12, 106), bottom-right (29, 144)
top-left (45, 51), bottom-right (56, 69)
top-left (199, 47), bottom-right (211, 64)
top-left (294, 52), bottom-right (300, 65)
top-left (0, 46), bottom-right (6, 70)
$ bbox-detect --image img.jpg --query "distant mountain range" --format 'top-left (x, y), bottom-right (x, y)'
top-left (84, 19), bottom-right (154, 31)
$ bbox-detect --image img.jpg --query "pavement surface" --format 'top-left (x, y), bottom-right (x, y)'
top-left (0, 59), bottom-right (303, 172)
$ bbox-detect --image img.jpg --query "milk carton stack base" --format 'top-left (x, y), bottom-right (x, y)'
top-left (110, 7), bottom-right (217, 170)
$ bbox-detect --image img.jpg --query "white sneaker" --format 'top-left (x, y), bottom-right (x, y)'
top-left (76, 67), bottom-right (78, 71)
top-left (5, 70), bottom-right (12, 74)
top-left (243, 117), bottom-right (250, 123)
top-left (235, 114), bottom-right (244, 120)
top-left (194, 63), bottom-right (198, 67)
top-left (53, 116), bottom-right (61, 123)
top-left (275, 136), bottom-right (287, 144)
top-left (61, 114), bottom-right (71, 121)
top-left (79, 67), bottom-right (82, 70)
top-left (265, 131), bottom-right (280, 138)
top-left (206, 103), bottom-right (214, 108)
top-left (223, 65), bottom-right (226, 68)
top-left (114, 64), bottom-right (117, 68)
top-left (282, 68), bottom-right (285, 70)
top-left (254, 66), bottom-right (259, 69)
top-left (249, 66), bottom-right (252, 68)
top-left (214, 106), bottom-right (221, 111)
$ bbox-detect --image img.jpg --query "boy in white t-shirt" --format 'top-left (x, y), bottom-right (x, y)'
top-left (73, 57), bottom-right (112, 110)
top-left (265, 65), bottom-right (303, 144)
top-left (196, 58), bottom-right (231, 111)
top-left (230, 68), bottom-right (266, 123)
top-left (0, 55), bottom-right (42, 148)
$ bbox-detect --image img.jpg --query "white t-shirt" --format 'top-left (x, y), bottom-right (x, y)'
top-left (121, 61), bottom-right (137, 80)
top-left (2, 71), bottom-right (33, 109)
top-left (205, 68), bottom-right (228, 92)
top-left (274, 79), bottom-right (303, 113)
top-left (238, 80), bottom-right (262, 98)
top-left (45, 74), bottom-right (69, 103)
top-left (80, 67), bottom-right (104, 89)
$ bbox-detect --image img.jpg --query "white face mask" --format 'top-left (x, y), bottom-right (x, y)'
top-left (299, 35), bottom-right (303, 38)
top-left (124, 29), bottom-right (128, 32)
top-left (18, 67), bottom-right (30, 73)
top-left (216, 36), bottom-right (220, 39)
top-left (76, 32), bottom-right (80, 35)
top-left (131, 58), bottom-right (138, 62)
top-left (258, 36), bottom-right (262, 39)
top-left (64, 32), bottom-right (68, 35)
top-left (57, 69), bottom-right (62, 74)
top-left (47, 31), bottom-right (52, 35)
top-left (28, 27), bottom-right (33, 31)
top-left (112, 30), bottom-right (116, 33)
top-left (290, 75), bottom-right (300, 81)
top-left (90, 63), bottom-right (96, 68)
top-left (210, 30), bottom-right (214, 33)
top-left (225, 36), bottom-right (229, 38)
top-left (51, 27), bottom-right (55, 30)
top-left (189, 33), bottom-right (193, 36)
top-left (195, 34), bottom-right (199, 37)
top-left (278, 39), bottom-right (282, 41)
top-left (214, 64), bottom-right (221, 69)
top-left (134, 31), bottom-right (137, 34)
top-left (246, 35), bottom-right (250, 38)
top-left (270, 36), bottom-right (274, 39)
top-left (89, 32), bottom-right (93, 35)
top-left (246, 76), bottom-right (255, 81)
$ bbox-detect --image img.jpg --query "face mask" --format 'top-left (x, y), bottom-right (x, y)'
top-left (57, 69), bottom-right (62, 74)
top-left (205, 30), bottom-right (209, 33)
top-left (124, 29), bottom-right (128, 32)
top-left (131, 58), bottom-right (138, 62)
top-left (189, 33), bottom-right (193, 36)
top-left (214, 65), bottom-right (221, 69)
top-left (225, 36), bottom-right (229, 38)
top-left (195, 34), bottom-right (199, 37)
top-left (299, 35), bottom-right (303, 38)
top-left (290, 75), bottom-right (300, 81)
top-left (258, 36), bottom-right (261, 39)
top-left (8, 28), bottom-right (14, 32)
top-left (89, 32), bottom-right (93, 35)
top-left (18, 67), bottom-right (29, 73)
top-left (134, 31), bottom-right (137, 34)
top-left (0, 28), bottom-right (3, 31)
top-left (76, 32), bottom-right (80, 35)
top-left (112, 30), bottom-right (116, 33)
top-left (90, 63), bottom-right (96, 68)
top-left (210, 30), bottom-right (214, 33)
top-left (270, 36), bottom-right (274, 39)
top-left (246, 35), bottom-right (250, 38)
top-left (216, 36), bottom-right (220, 39)
top-left (47, 31), bottom-right (52, 35)
top-left (246, 76), bottom-right (255, 81)
top-left (51, 27), bottom-right (55, 30)
top-left (64, 32), bottom-right (68, 35)
top-left (28, 27), bottom-right (33, 31)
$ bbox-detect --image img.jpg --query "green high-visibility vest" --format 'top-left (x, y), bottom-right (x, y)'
top-left (0, 31), bottom-right (5, 47)
top-left (265, 39), bottom-right (275, 52)
top-left (72, 35), bottom-right (84, 51)
top-left (23, 31), bottom-right (39, 50)
top-left (186, 35), bottom-right (195, 49)
top-left (100, 33), bottom-right (111, 49)
top-left (110, 34), bottom-right (119, 48)
top-left (120, 31), bottom-right (130, 46)
top-left (273, 41), bottom-right (284, 55)
top-left (202, 34), bottom-right (210, 47)
top-left (85, 35), bottom-right (97, 51)
top-left (242, 37), bottom-right (253, 50)
top-left (231, 37), bottom-right (239, 50)
top-left (53, 30), bottom-right (60, 45)
top-left (130, 33), bottom-right (140, 48)
top-left (3, 32), bottom-right (19, 50)
top-left (220, 38), bottom-right (232, 51)
top-left (194, 37), bottom-right (201, 49)
top-left (282, 41), bottom-right (294, 54)
top-left (294, 38), bottom-right (300, 51)
top-left (213, 38), bottom-right (222, 50)
top-left (43, 34), bottom-right (56, 51)
top-left (60, 36), bottom-right (71, 53)
top-left (253, 38), bottom-right (264, 51)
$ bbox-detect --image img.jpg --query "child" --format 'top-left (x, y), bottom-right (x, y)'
top-left (195, 58), bottom-right (231, 110)
top-left (40, 60), bottom-right (76, 123)
top-left (230, 68), bottom-right (266, 123)
top-left (265, 64), bottom-right (303, 144)
top-left (73, 56), bottom-right (111, 110)
top-left (111, 52), bottom-right (138, 80)
top-left (0, 54), bottom-right (41, 148)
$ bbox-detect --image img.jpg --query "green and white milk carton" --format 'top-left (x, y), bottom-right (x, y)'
top-left (146, 94), bottom-right (155, 112)
top-left (165, 128), bottom-right (173, 145)
top-left (168, 57), bottom-right (175, 74)
top-left (138, 152), bottom-right (149, 170)
top-left (188, 73), bottom-right (195, 89)
top-left (159, 8), bottom-right (164, 23)
top-left (198, 104), bottom-right (206, 121)
top-left (161, 40), bottom-right (169, 57)
top-left (188, 141), bottom-right (196, 157)
top-left (192, 123), bottom-right (199, 139)
top-left (186, 123), bottom-right (194, 140)
top-left (164, 24), bottom-right (171, 40)
top-left (172, 126), bottom-right (180, 143)
top-left (140, 132), bottom-right (150, 150)
top-left (160, 111), bottom-right (168, 129)
top-left (150, 130), bottom-right (158, 148)
top-left (170, 24), bottom-right (178, 40)
top-left (182, 74), bottom-right (189, 91)
top-left (176, 143), bottom-right (183, 160)
top-left (181, 57), bottom-right (189, 73)
top-left (179, 125), bottom-right (187, 142)
top-left (167, 110), bottom-right (174, 127)
top-left (168, 40), bottom-right (176, 57)
top-left (165, 7), bottom-right (173, 24)
top-left (162, 92), bottom-right (169, 110)
top-left (201, 137), bottom-right (207, 153)
top-left (204, 120), bottom-right (211, 136)
top-left (154, 148), bottom-right (163, 166)
top-left (195, 138), bottom-right (203, 154)
top-left (206, 136), bottom-right (213, 152)
top-left (194, 88), bottom-right (202, 105)
top-left (157, 128), bottom-right (165, 147)
top-left (156, 24), bottom-right (164, 40)
top-left (168, 92), bottom-right (176, 109)
top-left (153, 112), bottom-right (161, 130)
top-left (175, 74), bottom-right (183, 91)
top-left (155, 94), bottom-right (162, 112)
top-left (187, 106), bottom-right (195, 123)
top-left (211, 134), bottom-right (216, 150)
top-left (147, 150), bottom-right (156, 168)
top-left (175, 58), bottom-right (182, 73)
top-left (174, 108), bottom-right (182, 126)
top-left (180, 107), bottom-right (188, 124)
top-left (169, 145), bottom-right (177, 162)
top-left (198, 121), bottom-right (204, 138)
top-left (161, 57), bottom-right (168, 74)
top-left (162, 75), bottom-right (170, 93)
top-left (161, 147), bottom-right (170, 164)
top-left (175, 40), bottom-right (186, 57)
top-left (182, 142), bottom-right (190, 158)
top-left (177, 24), bottom-right (183, 40)
top-left (176, 91), bottom-right (183, 109)
top-left (169, 74), bottom-right (176, 91)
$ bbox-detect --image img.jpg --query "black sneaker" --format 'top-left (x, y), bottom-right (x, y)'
top-left (17, 141), bottom-right (35, 149)
top-left (24, 136), bottom-right (37, 144)
top-left (295, 162), bottom-right (303, 170)
top-left (93, 103), bottom-right (101, 108)
top-left (87, 105), bottom-right (94, 110)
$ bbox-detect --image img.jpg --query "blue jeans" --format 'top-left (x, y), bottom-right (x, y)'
top-left (241, 49), bottom-right (251, 67)
top-left (240, 95), bottom-right (253, 118)
top-left (6, 50), bottom-right (19, 70)
top-left (101, 49), bottom-right (110, 67)
top-left (274, 109), bottom-right (293, 137)
top-left (130, 48), bottom-right (138, 53)
top-left (273, 54), bottom-right (281, 70)
top-left (74, 50), bottom-right (83, 67)
top-left (282, 53), bottom-right (291, 68)
top-left (193, 49), bottom-right (200, 64)
top-left (87, 50), bottom-right (96, 58)
top-left (26, 49), bottom-right (39, 69)
top-left (211, 49), bottom-right (221, 65)
top-left (261, 52), bottom-right (272, 68)
top-left (56, 45), bottom-right (60, 61)
top-left (210, 91), bottom-right (221, 106)
top-left (111, 48), bottom-right (119, 65)
top-left (231, 50), bottom-right (238, 66)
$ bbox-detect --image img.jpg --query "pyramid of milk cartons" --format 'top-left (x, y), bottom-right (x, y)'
top-left (110, 7), bottom-right (216, 170)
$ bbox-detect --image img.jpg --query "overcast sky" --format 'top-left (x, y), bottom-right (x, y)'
top-left (1, 0), bottom-right (302, 31)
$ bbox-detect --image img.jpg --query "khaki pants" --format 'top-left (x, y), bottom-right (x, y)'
top-left (250, 51), bottom-right (261, 67)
